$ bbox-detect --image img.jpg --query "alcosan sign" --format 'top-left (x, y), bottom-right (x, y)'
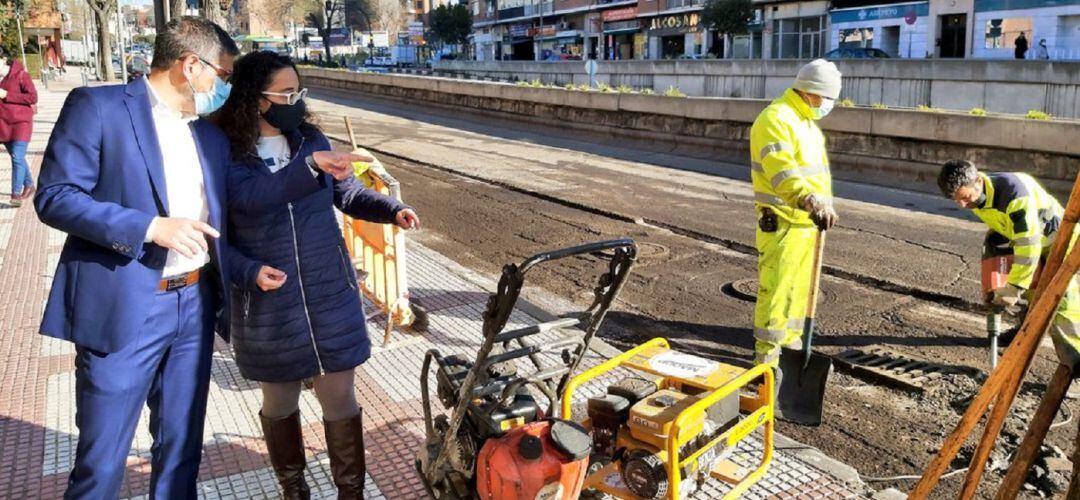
top-left (649, 13), bottom-right (701, 31)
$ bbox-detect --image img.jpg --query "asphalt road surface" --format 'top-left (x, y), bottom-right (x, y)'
top-left (310, 88), bottom-right (1076, 498)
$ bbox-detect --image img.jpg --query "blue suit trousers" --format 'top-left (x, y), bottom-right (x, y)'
top-left (65, 280), bottom-right (215, 499)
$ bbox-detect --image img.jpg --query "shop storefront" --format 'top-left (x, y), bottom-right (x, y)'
top-left (645, 12), bottom-right (705, 59)
top-left (972, 0), bottom-right (1080, 59)
top-left (586, 13), bottom-right (603, 60)
top-left (829, 2), bottom-right (930, 58)
top-left (537, 29), bottom-right (586, 60)
top-left (473, 32), bottom-right (497, 61)
top-left (764, 1), bottom-right (829, 59)
top-left (601, 7), bottom-right (641, 60)
top-left (506, 23), bottom-right (534, 60)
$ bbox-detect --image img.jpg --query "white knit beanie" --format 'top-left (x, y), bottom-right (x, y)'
top-left (793, 59), bottom-right (842, 100)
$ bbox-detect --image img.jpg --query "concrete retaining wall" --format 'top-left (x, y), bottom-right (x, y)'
top-left (302, 68), bottom-right (1080, 196)
top-left (433, 59), bottom-right (1080, 119)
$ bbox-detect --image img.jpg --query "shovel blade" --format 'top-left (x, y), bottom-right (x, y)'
top-left (776, 349), bottom-right (832, 426)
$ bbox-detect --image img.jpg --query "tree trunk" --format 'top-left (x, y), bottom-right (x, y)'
top-left (91, 7), bottom-right (114, 82)
top-left (172, 0), bottom-right (186, 21)
top-left (322, 26), bottom-right (332, 63)
top-left (202, 0), bottom-right (229, 30)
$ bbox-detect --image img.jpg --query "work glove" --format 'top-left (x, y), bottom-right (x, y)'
top-left (0, 89), bottom-right (7, 100)
top-left (991, 283), bottom-right (1025, 309)
top-left (800, 193), bottom-right (838, 231)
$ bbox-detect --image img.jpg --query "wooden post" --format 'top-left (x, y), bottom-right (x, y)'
top-left (344, 116), bottom-right (358, 150)
top-left (960, 372), bottom-right (1026, 498)
top-left (995, 363), bottom-right (1074, 500)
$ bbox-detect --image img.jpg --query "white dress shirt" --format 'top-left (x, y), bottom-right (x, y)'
top-left (143, 78), bottom-right (210, 278)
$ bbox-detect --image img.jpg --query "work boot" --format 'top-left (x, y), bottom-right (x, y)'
top-left (325, 410), bottom-right (366, 499)
top-left (260, 411), bottom-right (312, 500)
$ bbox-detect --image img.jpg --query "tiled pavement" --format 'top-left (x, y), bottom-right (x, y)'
top-left (0, 80), bottom-right (870, 499)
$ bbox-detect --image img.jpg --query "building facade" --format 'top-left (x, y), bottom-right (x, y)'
top-left (467, 0), bottom-right (1080, 60)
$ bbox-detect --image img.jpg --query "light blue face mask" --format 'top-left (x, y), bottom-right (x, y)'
top-left (812, 98), bottom-right (835, 120)
top-left (189, 61), bottom-right (232, 115)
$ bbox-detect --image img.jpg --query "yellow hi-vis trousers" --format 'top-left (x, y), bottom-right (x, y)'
top-left (754, 218), bottom-right (818, 366)
top-left (1047, 232), bottom-right (1080, 366)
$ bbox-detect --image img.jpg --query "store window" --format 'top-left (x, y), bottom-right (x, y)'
top-left (668, 0), bottom-right (702, 9)
top-left (661, 34), bottom-right (685, 58)
top-left (984, 18), bottom-right (1033, 48)
top-left (772, 16), bottom-right (826, 59)
top-left (839, 28), bottom-right (873, 48)
top-left (731, 33), bottom-right (763, 59)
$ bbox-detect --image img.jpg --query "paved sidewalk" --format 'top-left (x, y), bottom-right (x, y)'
top-left (0, 81), bottom-right (870, 499)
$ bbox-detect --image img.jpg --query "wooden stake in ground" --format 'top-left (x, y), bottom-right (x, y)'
top-left (911, 173), bottom-right (1080, 498)
top-left (995, 363), bottom-right (1074, 500)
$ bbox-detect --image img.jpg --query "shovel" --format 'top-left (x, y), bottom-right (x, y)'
top-left (776, 230), bottom-right (833, 426)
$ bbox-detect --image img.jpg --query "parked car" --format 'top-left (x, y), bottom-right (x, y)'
top-left (825, 47), bottom-right (892, 59)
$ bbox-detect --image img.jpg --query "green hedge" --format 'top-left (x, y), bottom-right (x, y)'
top-left (16, 54), bottom-right (43, 79)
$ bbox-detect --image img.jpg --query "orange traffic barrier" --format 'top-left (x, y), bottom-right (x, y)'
top-left (340, 118), bottom-right (428, 345)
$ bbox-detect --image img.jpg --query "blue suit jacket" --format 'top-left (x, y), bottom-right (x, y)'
top-left (35, 79), bottom-right (323, 353)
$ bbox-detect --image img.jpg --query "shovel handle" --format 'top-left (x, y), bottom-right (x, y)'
top-left (803, 231), bottom-right (826, 366)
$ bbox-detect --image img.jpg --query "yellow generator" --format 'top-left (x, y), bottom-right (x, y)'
top-left (562, 338), bottom-right (775, 499)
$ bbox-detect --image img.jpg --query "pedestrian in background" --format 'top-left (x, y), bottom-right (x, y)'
top-left (0, 47), bottom-right (38, 207)
top-left (1036, 39), bottom-right (1050, 60)
top-left (1015, 32), bottom-right (1029, 59)
top-left (213, 51), bottom-right (419, 499)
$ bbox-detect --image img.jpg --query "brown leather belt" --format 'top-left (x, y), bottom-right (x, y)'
top-left (159, 269), bottom-right (200, 292)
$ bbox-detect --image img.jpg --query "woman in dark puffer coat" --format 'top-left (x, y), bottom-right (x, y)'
top-left (214, 51), bottom-right (419, 500)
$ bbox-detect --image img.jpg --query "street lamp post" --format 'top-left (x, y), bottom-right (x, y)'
top-left (13, 8), bottom-right (27, 67)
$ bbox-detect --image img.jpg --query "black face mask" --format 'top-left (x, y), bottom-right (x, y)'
top-left (262, 100), bottom-right (306, 132)
top-left (974, 192), bottom-right (987, 207)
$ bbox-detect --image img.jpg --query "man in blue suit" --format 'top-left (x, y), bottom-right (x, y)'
top-left (35, 17), bottom-right (361, 499)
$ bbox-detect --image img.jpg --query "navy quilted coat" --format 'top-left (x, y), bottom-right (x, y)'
top-left (226, 126), bottom-right (406, 382)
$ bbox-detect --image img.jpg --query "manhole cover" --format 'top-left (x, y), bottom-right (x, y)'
top-left (720, 279), bottom-right (837, 304)
top-left (722, 279), bottom-right (759, 302)
top-left (833, 347), bottom-right (978, 393)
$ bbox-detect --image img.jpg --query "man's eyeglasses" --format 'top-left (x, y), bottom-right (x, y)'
top-left (262, 88), bottom-right (308, 106)
top-left (197, 57), bottom-right (232, 82)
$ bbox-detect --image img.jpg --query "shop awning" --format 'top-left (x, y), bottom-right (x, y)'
top-left (537, 30), bottom-right (585, 41)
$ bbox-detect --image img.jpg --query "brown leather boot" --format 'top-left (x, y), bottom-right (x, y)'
top-left (324, 410), bottom-right (366, 499)
top-left (260, 411), bottom-right (312, 500)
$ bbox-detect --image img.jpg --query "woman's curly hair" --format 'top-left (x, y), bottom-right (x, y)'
top-left (212, 51), bottom-right (318, 161)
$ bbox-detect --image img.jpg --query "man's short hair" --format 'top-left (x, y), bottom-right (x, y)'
top-left (151, 16), bottom-right (239, 71)
top-left (938, 160), bottom-right (980, 197)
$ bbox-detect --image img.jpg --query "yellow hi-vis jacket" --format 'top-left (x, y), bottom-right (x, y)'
top-left (749, 88), bottom-right (833, 225)
top-left (972, 172), bottom-right (1063, 290)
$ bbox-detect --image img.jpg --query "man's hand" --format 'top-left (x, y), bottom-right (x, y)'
top-left (312, 151), bottom-right (374, 181)
top-left (148, 217), bottom-right (219, 258)
top-left (800, 193), bottom-right (838, 231)
top-left (395, 208), bottom-right (420, 230)
top-left (991, 283), bottom-right (1025, 309)
top-left (256, 266), bottom-right (287, 292)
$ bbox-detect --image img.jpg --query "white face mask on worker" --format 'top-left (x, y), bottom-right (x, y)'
top-left (812, 99), bottom-right (834, 120)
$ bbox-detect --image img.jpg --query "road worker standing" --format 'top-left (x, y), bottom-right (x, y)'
top-left (749, 59), bottom-right (841, 367)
